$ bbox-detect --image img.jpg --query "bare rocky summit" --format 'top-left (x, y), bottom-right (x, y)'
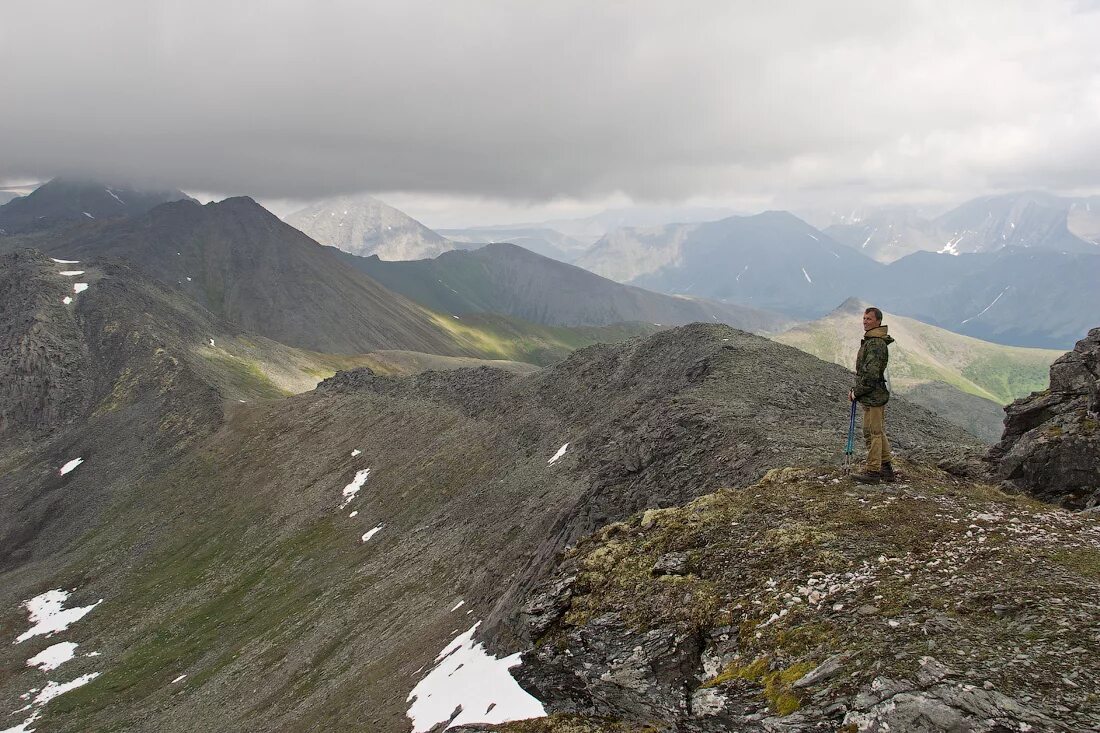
top-left (469, 465), bottom-right (1100, 732)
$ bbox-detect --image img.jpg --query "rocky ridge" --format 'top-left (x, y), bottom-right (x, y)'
top-left (988, 326), bottom-right (1100, 510)
top-left (465, 464), bottom-right (1100, 732)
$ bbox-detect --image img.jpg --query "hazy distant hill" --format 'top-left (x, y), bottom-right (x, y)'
top-left (497, 204), bottom-right (739, 244)
top-left (774, 298), bottom-right (1062, 441)
top-left (936, 191), bottom-right (1096, 255)
top-left (345, 242), bottom-right (791, 333)
top-left (0, 178), bottom-right (192, 235)
top-left (825, 192), bottom-right (1100, 263)
top-left (436, 227), bottom-right (587, 263)
top-left (620, 211), bottom-right (880, 319)
top-left (823, 205), bottom-right (944, 263)
top-left (285, 193), bottom-right (453, 260)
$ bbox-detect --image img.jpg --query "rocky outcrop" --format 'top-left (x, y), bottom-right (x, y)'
top-left (497, 466), bottom-right (1100, 732)
top-left (988, 327), bottom-right (1100, 509)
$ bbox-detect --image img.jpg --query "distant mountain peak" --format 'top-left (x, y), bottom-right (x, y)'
top-left (284, 194), bottom-right (453, 261)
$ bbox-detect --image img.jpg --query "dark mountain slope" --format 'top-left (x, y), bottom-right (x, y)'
top-left (0, 323), bottom-right (974, 733)
top-left (0, 178), bottom-right (191, 235)
top-left (345, 242), bottom-right (790, 333)
top-left (12, 196), bottom-right (470, 355)
top-left (6, 197), bottom-right (654, 362)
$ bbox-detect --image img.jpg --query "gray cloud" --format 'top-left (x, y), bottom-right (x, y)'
top-left (3, 0), bottom-right (1100, 209)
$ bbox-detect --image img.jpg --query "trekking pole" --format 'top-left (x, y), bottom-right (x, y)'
top-left (843, 399), bottom-right (857, 475)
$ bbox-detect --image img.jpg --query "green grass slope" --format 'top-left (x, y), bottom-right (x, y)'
top-left (773, 299), bottom-right (1060, 406)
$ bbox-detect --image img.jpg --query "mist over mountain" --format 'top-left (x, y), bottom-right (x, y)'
top-left (0, 178), bottom-right (192, 235)
top-left (285, 193), bottom-right (454, 260)
top-left (497, 205), bottom-right (741, 245)
top-left (437, 227), bottom-right (589, 263)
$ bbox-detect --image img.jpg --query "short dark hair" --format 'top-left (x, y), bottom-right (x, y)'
top-left (864, 306), bottom-right (883, 322)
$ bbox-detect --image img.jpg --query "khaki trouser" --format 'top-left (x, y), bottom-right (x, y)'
top-left (862, 404), bottom-right (892, 472)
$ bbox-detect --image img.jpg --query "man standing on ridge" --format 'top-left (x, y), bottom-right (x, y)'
top-left (849, 306), bottom-right (896, 483)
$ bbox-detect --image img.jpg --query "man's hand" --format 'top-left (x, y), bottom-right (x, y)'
top-left (849, 390), bottom-right (855, 402)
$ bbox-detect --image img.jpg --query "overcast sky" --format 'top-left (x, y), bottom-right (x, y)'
top-left (3, 1), bottom-right (1100, 226)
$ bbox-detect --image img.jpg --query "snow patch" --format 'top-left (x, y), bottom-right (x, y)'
top-left (208, 338), bottom-right (215, 347)
top-left (340, 468), bottom-right (371, 509)
top-left (361, 524), bottom-right (383, 543)
top-left (50, 258), bottom-right (80, 264)
top-left (82, 212), bottom-right (94, 219)
top-left (406, 622), bottom-right (544, 732)
top-left (59, 458), bottom-right (83, 475)
top-left (58, 270), bottom-right (84, 276)
top-left (547, 443), bottom-right (569, 465)
top-left (961, 287), bottom-right (1010, 325)
top-left (171, 674), bottom-right (187, 684)
top-left (4, 672), bottom-right (102, 733)
top-left (72, 283), bottom-right (89, 294)
top-left (351, 449), bottom-right (362, 457)
top-left (450, 600), bottom-right (465, 612)
top-left (26, 642), bottom-right (78, 671)
top-left (14, 590), bottom-right (102, 644)
top-left (349, 511), bottom-right (358, 518)
top-left (105, 188), bottom-right (124, 205)
top-left (62, 296), bottom-right (73, 305)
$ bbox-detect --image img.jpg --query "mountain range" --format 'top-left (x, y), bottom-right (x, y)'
top-left (572, 208), bottom-right (1099, 348)
top-left (1, 179), bottom-right (1097, 733)
top-left (0, 194), bottom-right (652, 363)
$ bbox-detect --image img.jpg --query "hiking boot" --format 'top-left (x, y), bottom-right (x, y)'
top-left (851, 470), bottom-right (883, 484)
top-left (882, 462), bottom-right (897, 483)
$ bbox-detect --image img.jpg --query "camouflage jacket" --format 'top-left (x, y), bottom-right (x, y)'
top-left (854, 325), bottom-right (893, 407)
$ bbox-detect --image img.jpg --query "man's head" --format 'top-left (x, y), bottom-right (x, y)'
top-left (863, 306), bottom-right (883, 331)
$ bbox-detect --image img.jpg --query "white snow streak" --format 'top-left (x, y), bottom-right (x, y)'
top-left (547, 443), bottom-right (569, 465)
top-left (450, 600), bottom-right (465, 612)
top-left (50, 258), bottom-right (80, 264)
top-left (961, 287), bottom-right (1010, 325)
top-left (801, 267), bottom-right (813, 284)
top-left (14, 590), bottom-right (102, 644)
top-left (82, 212), bottom-right (94, 219)
top-left (171, 674), bottom-right (187, 684)
top-left (340, 468), bottom-right (371, 508)
top-left (361, 524), bottom-right (383, 543)
top-left (58, 270), bottom-right (84, 276)
top-left (25, 642), bottom-right (78, 671)
top-left (59, 458), bottom-right (83, 475)
top-left (807, 233), bottom-right (818, 241)
top-left (105, 188), bottom-right (124, 205)
top-left (72, 283), bottom-right (89, 294)
top-left (406, 622), bottom-right (545, 732)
